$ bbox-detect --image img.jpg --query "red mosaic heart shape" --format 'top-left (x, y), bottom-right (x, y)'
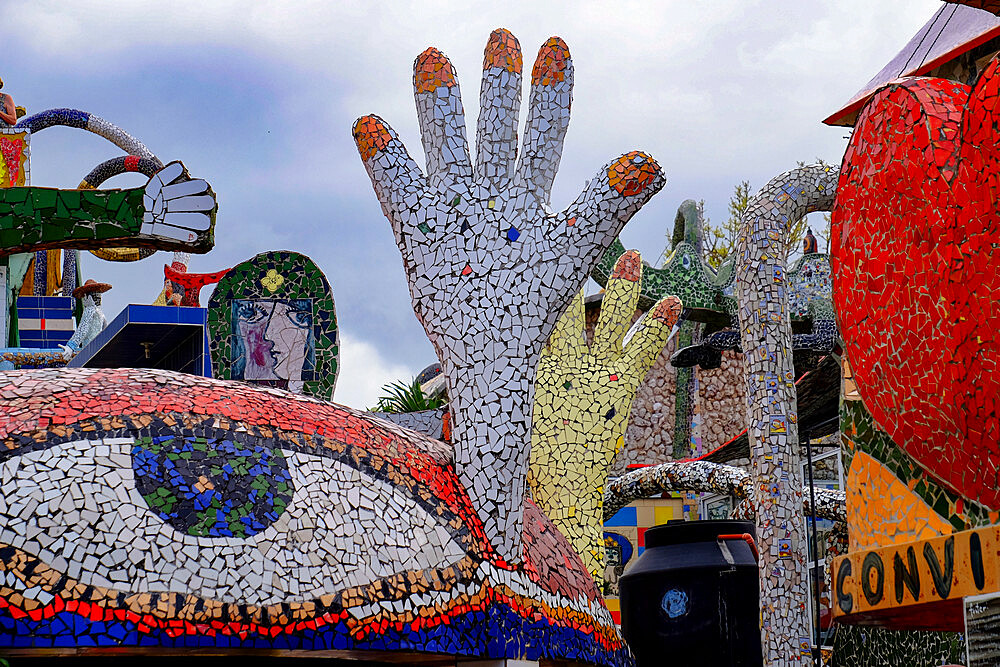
top-left (833, 60), bottom-right (1000, 509)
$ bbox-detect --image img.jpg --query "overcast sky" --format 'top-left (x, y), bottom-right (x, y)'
top-left (5, 0), bottom-right (944, 407)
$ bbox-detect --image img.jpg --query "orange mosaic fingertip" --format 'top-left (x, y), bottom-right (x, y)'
top-left (484, 28), bottom-right (522, 73)
top-left (610, 250), bottom-right (641, 282)
top-left (608, 151), bottom-right (659, 197)
top-left (353, 115), bottom-right (393, 161)
top-left (650, 295), bottom-right (683, 324)
top-left (414, 47), bottom-right (457, 93)
top-left (532, 37), bottom-right (571, 86)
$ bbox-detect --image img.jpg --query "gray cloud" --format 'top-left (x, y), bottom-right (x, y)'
top-left (4, 0), bottom-right (944, 404)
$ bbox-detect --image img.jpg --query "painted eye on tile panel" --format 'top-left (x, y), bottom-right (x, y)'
top-left (0, 434), bottom-right (466, 607)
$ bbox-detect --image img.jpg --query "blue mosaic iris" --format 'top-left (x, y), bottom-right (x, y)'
top-left (131, 436), bottom-right (293, 538)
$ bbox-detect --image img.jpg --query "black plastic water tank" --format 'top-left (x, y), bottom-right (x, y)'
top-left (619, 519), bottom-right (763, 666)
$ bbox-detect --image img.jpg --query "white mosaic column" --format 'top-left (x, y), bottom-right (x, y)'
top-left (735, 164), bottom-right (837, 665)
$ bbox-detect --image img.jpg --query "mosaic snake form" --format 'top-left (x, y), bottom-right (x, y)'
top-left (736, 164), bottom-right (838, 666)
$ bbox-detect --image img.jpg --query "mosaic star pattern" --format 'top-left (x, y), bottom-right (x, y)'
top-left (832, 56), bottom-right (1000, 509)
top-left (208, 251), bottom-right (338, 401)
top-left (528, 250), bottom-right (681, 580)
top-left (736, 164), bottom-right (838, 665)
top-left (353, 29), bottom-right (664, 561)
top-left (0, 161), bottom-right (217, 255)
top-left (0, 368), bottom-right (629, 665)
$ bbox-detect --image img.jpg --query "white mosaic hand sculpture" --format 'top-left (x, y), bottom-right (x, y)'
top-left (354, 30), bottom-right (665, 561)
top-left (141, 161), bottom-right (216, 243)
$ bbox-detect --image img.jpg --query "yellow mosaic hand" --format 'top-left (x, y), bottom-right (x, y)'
top-left (529, 249), bottom-right (682, 581)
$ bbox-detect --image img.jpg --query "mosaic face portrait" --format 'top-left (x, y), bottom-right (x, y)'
top-left (231, 298), bottom-right (315, 392)
top-left (208, 251), bottom-right (339, 401)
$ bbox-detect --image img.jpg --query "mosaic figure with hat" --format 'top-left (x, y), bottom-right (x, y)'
top-left (60, 279), bottom-right (111, 359)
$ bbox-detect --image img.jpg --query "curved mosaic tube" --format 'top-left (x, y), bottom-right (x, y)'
top-left (80, 156), bottom-right (163, 263)
top-left (16, 109), bottom-right (161, 166)
top-left (736, 164), bottom-right (838, 664)
top-left (601, 460), bottom-right (845, 524)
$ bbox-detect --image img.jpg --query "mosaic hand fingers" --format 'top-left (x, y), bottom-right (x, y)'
top-left (352, 115), bottom-right (425, 252)
top-left (414, 47), bottom-right (472, 184)
top-left (548, 152), bottom-right (664, 283)
top-left (619, 295), bottom-right (683, 385)
top-left (515, 37), bottom-right (574, 202)
top-left (544, 289), bottom-right (587, 359)
top-left (475, 29), bottom-right (523, 185)
top-left (354, 30), bottom-right (667, 563)
top-left (592, 250), bottom-right (642, 361)
top-left (140, 161), bottom-right (217, 245)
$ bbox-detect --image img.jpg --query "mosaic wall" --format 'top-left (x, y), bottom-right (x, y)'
top-left (353, 28), bottom-right (664, 562)
top-left (832, 54), bottom-right (1000, 518)
top-left (829, 626), bottom-right (964, 667)
top-left (528, 249), bottom-right (681, 581)
top-left (735, 163), bottom-right (838, 665)
top-left (826, 55), bottom-right (1000, 659)
top-left (207, 251), bottom-right (338, 401)
top-left (0, 368), bottom-right (628, 665)
top-left (602, 494), bottom-right (692, 622)
top-left (0, 161), bottom-right (217, 255)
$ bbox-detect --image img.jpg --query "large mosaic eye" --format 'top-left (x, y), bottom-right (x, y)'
top-left (0, 433), bottom-right (466, 607)
top-left (287, 308), bottom-right (311, 329)
top-left (235, 301), bottom-right (266, 323)
top-left (132, 436), bottom-right (293, 538)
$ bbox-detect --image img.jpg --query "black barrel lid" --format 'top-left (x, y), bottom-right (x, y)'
top-left (643, 519), bottom-right (756, 550)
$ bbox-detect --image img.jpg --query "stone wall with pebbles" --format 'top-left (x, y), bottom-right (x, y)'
top-left (694, 350), bottom-right (747, 453)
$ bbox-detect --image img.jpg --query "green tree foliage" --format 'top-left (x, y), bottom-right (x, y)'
top-left (371, 378), bottom-right (446, 413)
top-left (693, 159), bottom-right (835, 270)
top-left (702, 181), bottom-right (749, 270)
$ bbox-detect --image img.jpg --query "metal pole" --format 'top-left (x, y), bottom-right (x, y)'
top-left (804, 429), bottom-right (823, 663)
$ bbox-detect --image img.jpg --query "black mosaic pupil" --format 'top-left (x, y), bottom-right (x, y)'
top-left (132, 436), bottom-right (293, 538)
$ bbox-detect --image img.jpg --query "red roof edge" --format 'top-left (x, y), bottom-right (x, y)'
top-left (823, 23), bottom-right (1000, 127)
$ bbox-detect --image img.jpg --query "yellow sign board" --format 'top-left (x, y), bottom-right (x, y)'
top-left (832, 525), bottom-right (1000, 618)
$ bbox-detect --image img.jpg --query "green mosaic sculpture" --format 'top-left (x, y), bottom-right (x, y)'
top-left (0, 162), bottom-right (217, 255)
top-left (592, 200), bottom-right (736, 318)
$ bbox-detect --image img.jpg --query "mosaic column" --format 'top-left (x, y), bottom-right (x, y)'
top-left (670, 200), bottom-right (702, 459)
top-left (61, 249), bottom-right (77, 296)
top-left (735, 164), bottom-right (837, 665)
